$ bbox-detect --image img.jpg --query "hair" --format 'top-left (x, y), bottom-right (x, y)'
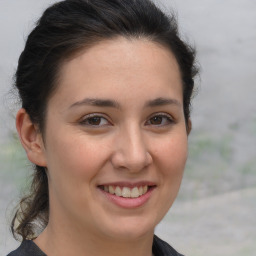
top-left (11, 0), bottom-right (198, 241)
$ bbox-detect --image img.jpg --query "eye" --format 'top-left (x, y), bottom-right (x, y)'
top-left (80, 114), bottom-right (110, 127)
top-left (145, 114), bottom-right (174, 126)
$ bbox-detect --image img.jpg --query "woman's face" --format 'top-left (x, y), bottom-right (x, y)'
top-left (41, 37), bottom-right (188, 241)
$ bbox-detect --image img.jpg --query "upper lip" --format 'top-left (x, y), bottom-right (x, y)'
top-left (97, 181), bottom-right (157, 188)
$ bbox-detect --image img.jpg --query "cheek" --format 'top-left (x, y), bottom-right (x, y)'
top-left (150, 132), bottom-right (188, 221)
top-left (45, 131), bottom-right (111, 180)
top-left (45, 133), bottom-right (112, 211)
top-left (155, 133), bottom-right (188, 177)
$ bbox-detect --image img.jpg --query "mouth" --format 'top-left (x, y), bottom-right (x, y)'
top-left (98, 184), bottom-right (156, 198)
top-left (97, 182), bottom-right (157, 208)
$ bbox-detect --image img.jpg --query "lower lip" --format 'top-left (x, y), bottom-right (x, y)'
top-left (99, 187), bottom-right (155, 209)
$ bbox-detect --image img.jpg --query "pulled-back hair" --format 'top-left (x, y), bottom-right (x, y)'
top-left (12, 0), bottom-right (198, 241)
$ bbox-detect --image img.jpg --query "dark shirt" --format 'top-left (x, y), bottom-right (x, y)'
top-left (7, 235), bottom-right (184, 256)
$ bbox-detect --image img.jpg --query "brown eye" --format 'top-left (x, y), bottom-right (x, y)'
top-left (88, 117), bottom-right (102, 125)
top-left (80, 115), bottom-right (109, 126)
top-left (150, 116), bottom-right (164, 125)
top-left (146, 114), bottom-right (173, 126)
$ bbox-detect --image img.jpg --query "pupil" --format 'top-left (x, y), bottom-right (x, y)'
top-left (151, 116), bottom-right (162, 125)
top-left (89, 117), bottom-right (101, 125)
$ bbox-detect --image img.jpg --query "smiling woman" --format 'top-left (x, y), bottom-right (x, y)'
top-left (7, 0), bottom-right (198, 256)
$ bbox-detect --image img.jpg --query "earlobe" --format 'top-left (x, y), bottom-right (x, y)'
top-left (16, 108), bottom-right (47, 167)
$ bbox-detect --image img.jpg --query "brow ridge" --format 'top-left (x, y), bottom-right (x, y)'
top-left (69, 98), bottom-right (121, 109)
top-left (144, 97), bottom-right (181, 108)
top-left (69, 97), bottom-right (181, 110)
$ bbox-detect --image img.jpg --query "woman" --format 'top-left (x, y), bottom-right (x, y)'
top-left (8, 0), bottom-right (198, 255)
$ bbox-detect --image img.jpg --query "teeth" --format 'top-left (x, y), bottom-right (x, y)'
top-left (139, 186), bottom-right (143, 196)
top-left (122, 187), bottom-right (131, 198)
top-left (131, 187), bottom-right (140, 198)
top-left (115, 186), bottom-right (122, 196)
top-left (109, 185), bottom-right (115, 194)
top-left (103, 185), bottom-right (150, 198)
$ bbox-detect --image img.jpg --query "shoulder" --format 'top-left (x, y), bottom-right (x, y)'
top-left (7, 240), bottom-right (46, 256)
top-left (153, 235), bottom-right (185, 256)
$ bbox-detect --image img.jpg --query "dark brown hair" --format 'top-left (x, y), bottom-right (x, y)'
top-left (12, 0), bottom-right (198, 240)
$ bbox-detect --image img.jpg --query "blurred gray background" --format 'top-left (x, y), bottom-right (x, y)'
top-left (1, 0), bottom-right (256, 255)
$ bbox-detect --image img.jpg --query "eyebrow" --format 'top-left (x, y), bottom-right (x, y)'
top-left (69, 97), bottom-right (181, 110)
top-left (69, 98), bottom-right (121, 109)
top-left (144, 97), bottom-right (182, 108)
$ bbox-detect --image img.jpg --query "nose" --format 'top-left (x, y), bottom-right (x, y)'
top-left (111, 125), bottom-right (152, 173)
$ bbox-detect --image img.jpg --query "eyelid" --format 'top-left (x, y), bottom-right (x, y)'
top-left (148, 112), bottom-right (174, 119)
top-left (157, 111), bottom-right (173, 116)
top-left (145, 112), bottom-right (175, 125)
top-left (79, 113), bottom-right (112, 126)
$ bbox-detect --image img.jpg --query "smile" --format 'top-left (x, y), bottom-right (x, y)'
top-left (98, 182), bottom-right (157, 208)
top-left (99, 185), bottom-right (149, 198)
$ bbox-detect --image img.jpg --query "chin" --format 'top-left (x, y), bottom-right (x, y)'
top-left (107, 228), bottom-right (154, 242)
top-left (100, 215), bottom-right (157, 241)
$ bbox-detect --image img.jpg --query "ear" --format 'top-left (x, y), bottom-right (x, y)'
top-left (16, 108), bottom-right (47, 167)
top-left (187, 119), bottom-right (192, 135)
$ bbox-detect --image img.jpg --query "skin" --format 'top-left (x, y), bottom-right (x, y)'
top-left (16, 37), bottom-right (190, 256)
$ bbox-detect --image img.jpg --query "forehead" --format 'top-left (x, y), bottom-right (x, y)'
top-left (50, 37), bottom-right (183, 108)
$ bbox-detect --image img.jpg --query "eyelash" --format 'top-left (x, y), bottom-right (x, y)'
top-left (79, 114), bottom-right (111, 127)
top-left (79, 113), bottom-right (174, 127)
top-left (145, 113), bottom-right (174, 126)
